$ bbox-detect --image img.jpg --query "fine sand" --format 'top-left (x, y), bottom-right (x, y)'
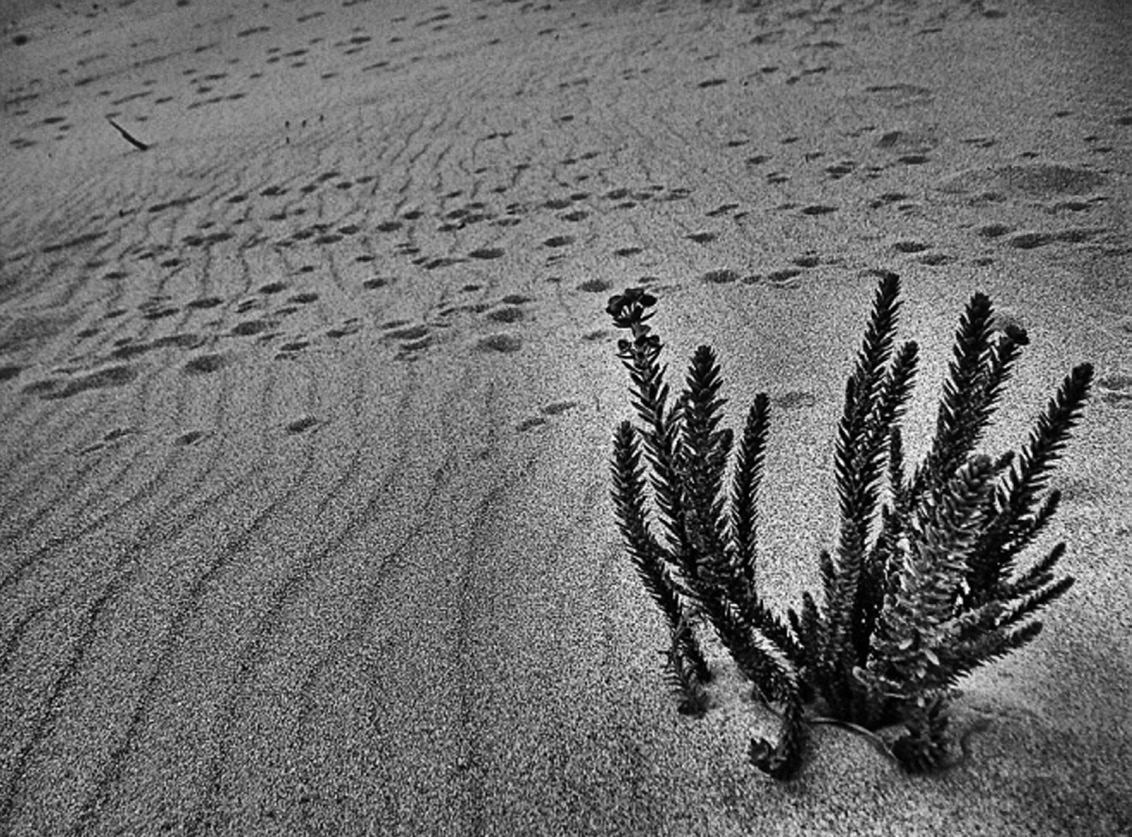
top-left (1, 0), bottom-right (1129, 834)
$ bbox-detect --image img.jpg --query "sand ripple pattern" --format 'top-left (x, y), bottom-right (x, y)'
top-left (2, 0), bottom-right (1130, 834)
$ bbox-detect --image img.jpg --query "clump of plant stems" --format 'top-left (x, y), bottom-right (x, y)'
top-left (607, 272), bottom-right (1092, 779)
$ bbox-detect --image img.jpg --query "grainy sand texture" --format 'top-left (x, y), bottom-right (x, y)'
top-left (1, 0), bottom-right (1130, 834)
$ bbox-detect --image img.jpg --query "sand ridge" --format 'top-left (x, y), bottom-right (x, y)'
top-left (1, 0), bottom-right (1130, 834)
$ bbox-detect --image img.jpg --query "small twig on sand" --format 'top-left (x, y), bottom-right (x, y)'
top-left (107, 117), bottom-right (151, 151)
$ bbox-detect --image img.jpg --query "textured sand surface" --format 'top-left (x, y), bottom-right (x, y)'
top-left (1, 0), bottom-right (1130, 834)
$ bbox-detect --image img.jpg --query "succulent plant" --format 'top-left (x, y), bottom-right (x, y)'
top-left (607, 272), bottom-right (1092, 778)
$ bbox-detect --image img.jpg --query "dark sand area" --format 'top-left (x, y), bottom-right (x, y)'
top-left (1, 0), bottom-right (1130, 833)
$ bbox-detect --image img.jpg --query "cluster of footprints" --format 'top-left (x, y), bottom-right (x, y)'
top-left (2, 0), bottom-right (1130, 453)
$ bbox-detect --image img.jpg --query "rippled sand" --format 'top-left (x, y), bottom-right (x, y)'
top-left (2, 0), bottom-right (1129, 834)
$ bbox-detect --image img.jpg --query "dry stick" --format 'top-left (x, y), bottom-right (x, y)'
top-left (107, 117), bottom-right (151, 151)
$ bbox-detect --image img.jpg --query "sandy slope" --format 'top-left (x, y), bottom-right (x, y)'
top-left (1, 0), bottom-right (1129, 834)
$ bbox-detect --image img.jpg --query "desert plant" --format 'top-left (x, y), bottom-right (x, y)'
top-left (607, 272), bottom-right (1092, 779)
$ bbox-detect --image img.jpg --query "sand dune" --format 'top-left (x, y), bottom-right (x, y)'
top-left (1, 0), bottom-right (1130, 834)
